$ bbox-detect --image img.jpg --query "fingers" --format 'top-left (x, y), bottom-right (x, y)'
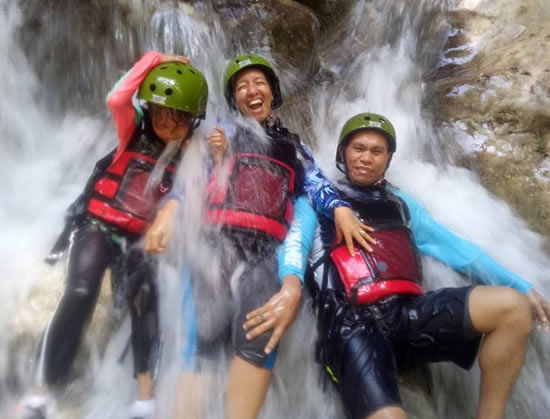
top-left (245, 313), bottom-right (275, 341)
top-left (264, 327), bottom-right (284, 354)
top-left (527, 291), bottom-right (550, 331)
top-left (335, 226), bottom-right (343, 246)
top-left (334, 206), bottom-right (376, 255)
top-left (208, 127), bottom-right (228, 164)
top-left (208, 126), bottom-right (227, 138)
top-left (360, 224), bottom-right (376, 232)
top-left (352, 230), bottom-right (374, 253)
top-left (532, 292), bottom-right (550, 331)
top-left (161, 54), bottom-right (191, 65)
top-left (360, 228), bottom-right (378, 244)
top-left (243, 309), bottom-right (284, 354)
top-left (244, 306), bottom-right (269, 328)
top-left (343, 231), bottom-right (355, 256)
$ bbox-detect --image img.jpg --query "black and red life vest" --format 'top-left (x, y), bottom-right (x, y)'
top-left (87, 129), bottom-right (176, 235)
top-left (329, 187), bottom-right (423, 305)
top-left (206, 124), bottom-right (301, 242)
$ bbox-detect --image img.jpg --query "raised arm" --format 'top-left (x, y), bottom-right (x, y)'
top-left (395, 189), bottom-right (550, 328)
top-left (107, 51), bottom-right (191, 162)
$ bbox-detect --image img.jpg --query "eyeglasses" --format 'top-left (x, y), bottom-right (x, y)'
top-left (151, 105), bottom-right (191, 127)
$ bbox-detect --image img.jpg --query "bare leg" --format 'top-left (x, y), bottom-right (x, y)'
top-left (137, 372), bottom-right (154, 400)
top-left (468, 286), bottom-right (532, 419)
top-left (368, 406), bottom-right (407, 419)
top-left (225, 356), bottom-right (272, 419)
top-left (174, 372), bottom-right (211, 419)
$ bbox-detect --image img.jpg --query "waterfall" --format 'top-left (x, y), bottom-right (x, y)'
top-left (307, 1), bottom-right (550, 418)
top-left (1, 0), bottom-right (549, 417)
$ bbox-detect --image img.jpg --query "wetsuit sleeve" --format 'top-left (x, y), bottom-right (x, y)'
top-left (394, 189), bottom-right (533, 293)
top-left (106, 50), bottom-right (163, 156)
top-left (298, 141), bottom-right (350, 219)
top-left (278, 195), bottom-right (318, 283)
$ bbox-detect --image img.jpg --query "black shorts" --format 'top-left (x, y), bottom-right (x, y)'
top-left (318, 286), bottom-right (481, 419)
top-left (190, 240), bottom-right (281, 370)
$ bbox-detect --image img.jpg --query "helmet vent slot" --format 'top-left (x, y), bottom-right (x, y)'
top-left (165, 88), bottom-right (173, 96)
top-left (149, 84), bottom-right (156, 92)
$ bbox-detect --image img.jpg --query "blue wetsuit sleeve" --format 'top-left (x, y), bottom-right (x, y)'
top-left (299, 142), bottom-right (350, 219)
top-left (393, 189), bottom-right (533, 293)
top-left (278, 195), bottom-right (318, 283)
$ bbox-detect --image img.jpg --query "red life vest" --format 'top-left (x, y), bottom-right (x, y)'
top-left (206, 153), bottom-right (295, 241)
top-left (87, 147), bottom-right (175, 235)
top-left (329, 190), bottom-right (423, 305)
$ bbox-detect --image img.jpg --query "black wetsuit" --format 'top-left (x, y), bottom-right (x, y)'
top-left (309, 181), bottom-right (481, 419)
top-left (41, 117), bottom-right (175, 384)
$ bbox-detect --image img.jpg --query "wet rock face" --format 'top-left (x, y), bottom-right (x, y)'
top-left (17, 0), bottom-right (142, 112)
top-left (294, 0), bottom-right (355, 31)
top-left (434, 0), bottom-right (550, 240)
top-left (216, 0), bottom-right (320, 82)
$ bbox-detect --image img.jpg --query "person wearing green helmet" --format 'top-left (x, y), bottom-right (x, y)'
top-left (16, 51), bottom-right (208, 419)
top-left (145, 53), bottom-right (374, 419)
top-left (306, 112), bottom-right (550, 419)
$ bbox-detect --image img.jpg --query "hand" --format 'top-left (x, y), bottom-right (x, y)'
top-left (207, 127), bottom-right (229, 165)
top-left (160, 53), bottom-right (191, 65)
top-left (243, 275), bottom-right (302, 354)
top-left (526, 289), bottom-right (550, 331)
top-left (334, 206), bottom-right (376, 256)
top-left (144, 200), bottom-right (179, 254)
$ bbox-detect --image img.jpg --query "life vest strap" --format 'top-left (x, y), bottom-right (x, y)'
top-left (206, 208), bottom-right (289, 241)
top-left (353, 280), bottom-right (423, 305)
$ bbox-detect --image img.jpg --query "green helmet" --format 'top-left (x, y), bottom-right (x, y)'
top-left (336, 112), bottom-right (396, 164)
top-left (138, 62), bottom-right (208, 119)
top-left (223, 54), bottom-right (282, 110)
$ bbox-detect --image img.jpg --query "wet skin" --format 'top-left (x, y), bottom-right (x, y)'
top-left (232, 68), bottom-right (273, 123)
top-left (150, 103), bottom-right (192, 143)
top-left (342, 130), bottom-right (391, 188)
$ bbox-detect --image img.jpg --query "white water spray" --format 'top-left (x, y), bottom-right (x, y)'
top-left (1, 0), bottom-right (549, 418)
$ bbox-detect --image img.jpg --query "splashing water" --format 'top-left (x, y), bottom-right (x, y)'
top-left (1, 0), bottom-right (550, 418)
top-left (308, 1), bottom-right (550, 418)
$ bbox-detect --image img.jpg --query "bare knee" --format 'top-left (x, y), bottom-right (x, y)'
top-left (498, 289), bottom-right (532, 333)
top-left (470, 287), bottom-right (532, 334)
top-left (368, 406), bottom-right (407, 419)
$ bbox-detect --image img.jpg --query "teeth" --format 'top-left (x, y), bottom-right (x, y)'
top-left (249, 99), bottom-right (263, 106)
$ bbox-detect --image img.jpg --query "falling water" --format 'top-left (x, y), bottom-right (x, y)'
top-left (1, 0), bottom-right (549, 418)
top-left (308, 1), bottom-right (550, 418)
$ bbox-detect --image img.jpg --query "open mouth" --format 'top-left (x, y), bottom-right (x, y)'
top-left (248, 98), bottom-right (264, 111)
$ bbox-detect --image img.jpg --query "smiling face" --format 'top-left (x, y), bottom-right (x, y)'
top-left (232, 68), bottom-right (273, 122)
top-left (150, 104), bottom-right (192, 143)
top-left (342, 130), bottom-right (391, 187)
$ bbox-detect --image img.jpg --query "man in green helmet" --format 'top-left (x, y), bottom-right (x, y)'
top-left (16, 51), bottom-right (208, 419)
top-left (307, 112), bottom-right (550, 419)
